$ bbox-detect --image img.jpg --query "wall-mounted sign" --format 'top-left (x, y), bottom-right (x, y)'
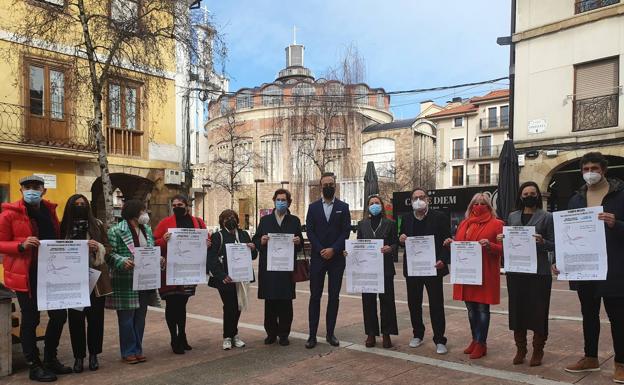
top-left (34, 174), bottom-right (57, 189)
top-left (528, 119), bottom-right (547, 134)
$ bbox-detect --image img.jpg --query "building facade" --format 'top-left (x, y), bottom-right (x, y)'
top-left (428, 90), bottom-right (510, 190)
top-left (513, 0), bottom-right (624, 210)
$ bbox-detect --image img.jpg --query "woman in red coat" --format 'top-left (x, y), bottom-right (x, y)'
top-left (154, 194), bottom-right (209, 354)
top-left (444, 192), bottom-right (503, 359)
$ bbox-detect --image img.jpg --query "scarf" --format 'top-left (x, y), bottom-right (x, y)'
top-left (457, 210), bottom-right (492, 241)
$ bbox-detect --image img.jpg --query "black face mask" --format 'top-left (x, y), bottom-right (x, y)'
top-left (173, 206), bottom-right (186, 218)
top-left (521, 196), bottom-right (539, 208)
top-left (72, 205), bottom-right (89, 220)
top-left (224, 218), bottom-right (237, 231)
top-left (322, 186), bottom-right (335, 200)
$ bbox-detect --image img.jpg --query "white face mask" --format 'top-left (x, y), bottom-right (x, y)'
top-left (138, 212), bottom-right (150, 225)
top-left (412, 198), bottom-right (427, 211)
top-left (583, 172), bottom-right (602, 186)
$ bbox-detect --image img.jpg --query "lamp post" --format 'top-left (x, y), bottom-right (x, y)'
top-left (254, 179), bottom-right (264, 229)
top-left (201, 180), bottom-right (211, 222)
top-left (280, 180), bottom-right (290, 189)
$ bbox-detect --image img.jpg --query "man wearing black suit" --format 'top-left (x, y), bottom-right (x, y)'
top-left (399, 187), bottom-right (451, 354)
top-left (305, 173), bottom-right (351, 348)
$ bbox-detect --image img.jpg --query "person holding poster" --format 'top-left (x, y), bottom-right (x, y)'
top-left (0, 175), bottom-right (72, 381)
top-left (444, 192), bottom-right (503, 360)
top-left (252, 189), bottom-right (303, 346)
top-left (399, 187), bottom-right (450, 354)
top-left (556, 152), bottom-right (624, 381)
top-left (348, 194), bottom-right (397, 349)
top-left (106, 200), bottom-right (163, 365)
top-left (61, 194), bottom-right (112, 373)
top-left (154, 194), bottom-right (208, 355)
top-left (207, 209), bottom-right (257, 351)
top-left (497, 182), bottom-right (554, 367)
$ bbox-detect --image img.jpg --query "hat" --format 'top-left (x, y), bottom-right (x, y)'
top-left (19, 175), bottom-right (45, 186)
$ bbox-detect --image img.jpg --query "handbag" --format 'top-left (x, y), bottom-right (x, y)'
top-left (292, 248), bottom-right (310, 283)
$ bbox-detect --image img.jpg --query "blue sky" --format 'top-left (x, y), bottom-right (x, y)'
top-left (206, 0), bottom-right (511, 118)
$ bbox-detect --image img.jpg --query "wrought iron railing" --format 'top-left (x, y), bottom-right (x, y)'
top-left (467, 173), bottom-right (499, 186)
top-left (573, 94), bottom-right (619, 131)
top-left (480, 117), bottom-right (509, 131)
top-left (467, 145), bottom-right (502, 160)
top-left (0, 102), bottom-right (96, 152)
top-left (575, 0), bottom-right (619, 14)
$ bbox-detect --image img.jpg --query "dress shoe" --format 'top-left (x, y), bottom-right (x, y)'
top-left (29, 362), bottom-right (57, 382)
top-left (305, 336), bottom-right (317, 349)
top-left (326, 335), bottom-right (340, 347)
top-left (121, 355), bottom-right (139, 364)
top-left (135, 354), bottom-right (147, 363)
top-left (279, 336), bottom-right (290, 346)
top-left (382, 334), bottom-right (392, 349)
top-left (73, 358), bottom-right (84, 373)
top-left (44, 358), bottom-right (73, 375)
top-left (565, 357), bottom-right (600, 373)
top-left (264, 335), bottom-right (277, 345)
top-left (365, 335), bottom-right (376, 348)
top-left (88, 355), bottom-right (99, 371)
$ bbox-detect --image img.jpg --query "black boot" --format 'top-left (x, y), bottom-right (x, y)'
top-left (88, 355), bottom-right (99, 371)
top-left (180, 333), bottom-right (192, 351)
top-left (171, 336), bottom-right (185, 354)
top-left (72, 358), bottom-right (83, 373)
top-left (29, 358), bottom-right (57, 382)
top-left (43, 357), bottom-right (73, 375)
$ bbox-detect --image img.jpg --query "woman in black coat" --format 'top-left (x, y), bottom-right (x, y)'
top-left (252, 189), bottom-right (304, 346)
top-left (207, 209), bottom-right (257, 351)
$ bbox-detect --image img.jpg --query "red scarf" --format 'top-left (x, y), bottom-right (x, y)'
top-left (457, 209), bottom-right (492, 241)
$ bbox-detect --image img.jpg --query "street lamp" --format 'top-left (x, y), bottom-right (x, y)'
top-left (280, 180), bottom-right (290, 189)
top-left (254, 179), bottom-right (265, 229)
top-left (201, 180), bottom-right (211, 222)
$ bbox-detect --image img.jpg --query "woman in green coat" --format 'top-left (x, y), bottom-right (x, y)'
top-left (106, 199), bottom-right (162, 364)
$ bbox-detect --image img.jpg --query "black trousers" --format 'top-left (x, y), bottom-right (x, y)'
top-left (218, 284), bottom-right (241, 339)
top-left (264, 299), bottom-right (293, 338)
top-left (164, 294), bottom-right (190, 341)
top-left (406, 275), bottom-right (447, 344)
top-left (362, 275), bottom-right (398, 336)
top-left (15, 290), bottom-right (67, 363)
top-left (68, 293), bottom-right (105, 358)
top-left (308, 260), bottom-right (344, 337)
top-left (577, 283), bottom-right (624, 363)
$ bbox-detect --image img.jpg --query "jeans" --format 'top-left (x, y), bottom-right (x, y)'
top-left (466, 301), bottom-right (490, 344)
top-left (116, 291), bottom-right (150, 358)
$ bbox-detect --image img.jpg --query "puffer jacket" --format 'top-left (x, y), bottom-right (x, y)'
top-left (0, 199), bottom-right (60, 293)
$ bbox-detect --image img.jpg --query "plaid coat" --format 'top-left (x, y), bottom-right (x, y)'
top-left (105, 220), bottom-right (155, 310)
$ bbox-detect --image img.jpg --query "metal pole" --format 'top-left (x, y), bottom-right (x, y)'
top-left (255, 181), bottom-right (259, 229)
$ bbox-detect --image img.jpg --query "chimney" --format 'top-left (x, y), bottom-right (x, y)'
top-left (420, 100), bottom-right (434, 114)
top-left (451, 97), bottom-right (462, 103)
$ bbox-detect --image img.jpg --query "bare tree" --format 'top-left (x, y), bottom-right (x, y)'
top-left (387, 157), bottom-right (440, 193)
top-left (7, 0), bottom-right (224, 226)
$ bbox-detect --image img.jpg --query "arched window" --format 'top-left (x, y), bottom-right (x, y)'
top-left (236, 91), bottom-right (254, 110)
top-left (292, 83), bottom-right (315, 104)
top-left (262, 85), bottom-right (283, 107)
top-left (220, 96), bottom-right (230, 115)
top-left (362, 138), bottom-right (395, 178)
top-left (325, 83), bottom-right (344, 100)
top-left (355, 85), bottom-right (369, 105)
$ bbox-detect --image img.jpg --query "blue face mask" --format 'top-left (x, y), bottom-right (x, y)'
top-left (368, 203), bottom-right (382, 216)
top-left (275, 200), bottom-right (288, 212)
top-left (23, 190), bottom-right (42, 205)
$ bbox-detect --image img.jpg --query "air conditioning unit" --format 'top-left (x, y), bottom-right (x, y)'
top-left (164, 169), bottom-right (183, 185)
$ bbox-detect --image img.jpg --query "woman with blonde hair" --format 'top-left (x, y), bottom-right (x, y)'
top-left (444, 192), bottom-right (503, 359)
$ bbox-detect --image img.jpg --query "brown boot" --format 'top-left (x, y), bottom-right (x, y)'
top-left (365, 335), bottom-right (376, 348)
top-left (614, 362), bottom-right (624, 384)
top-left (529, 333), bottom-right (546, 367)
top-left (382, 334), bottom-right (392, 349)
top-left (513, 330), bottom-right (528, 365)
top-left (564, 357), bottom-right (600, 373)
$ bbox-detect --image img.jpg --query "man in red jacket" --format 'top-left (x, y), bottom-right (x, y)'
top-left (0, 175), bottom-right (72, 382)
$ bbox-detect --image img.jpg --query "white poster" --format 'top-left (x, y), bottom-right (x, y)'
top-left (73, 268), bottom-right (102, 311)
top-left (450, 241), bottom-right (483, 285)
top-left (166, 228), bottom-right (209, 285)
top-left (345, 239), bottom-right (384, 294)
top-left (37, 240), bottom-right (90, 311)
top-left (133, 246), bottom-right (161, 291)
top-left (503, 226), bottom-right (538, 274)
top-left (405, 236), bottom-right (437, 277)
top-left (225, 243), bottom-right (254, 282)
top-left (267, 233), bottom-right (294, 271)
top-left (553, 206), bottom-right (608, 281)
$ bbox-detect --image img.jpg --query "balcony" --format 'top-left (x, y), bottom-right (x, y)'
top-left (575, 0), bottom-right (619, 14)
top-left (0, 102), bottom-right (96, 155)
top-left (573, 94), bottom-right (619, 132)
top-left (466, 145), bottom-right (502, 160)
top-left (106, 126), bottom-right (144, 157)
top-left (480, 117), bottom-right (509, 132)
top-left (467, 173), bottom-right (499, 186)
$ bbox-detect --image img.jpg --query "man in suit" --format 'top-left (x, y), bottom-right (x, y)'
top-left (305, 173), bottom-right (351, 348)
top-left (399, 187), bottom-right (451, 355)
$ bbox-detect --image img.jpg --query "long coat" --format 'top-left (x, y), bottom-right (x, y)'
top-left (106, 220), bottom-right (155, 310)
top-left (452, 216), bottom-right (504, 305)
top-left (399, 210), bottom-right (451, 277)
top-left (252, 211), bottom-right (303, 300)
top-left (356, 216), bottom-right (398, 276)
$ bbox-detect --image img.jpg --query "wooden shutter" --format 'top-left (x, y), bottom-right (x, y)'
top-left (575, 57), bottom-right (619, 99)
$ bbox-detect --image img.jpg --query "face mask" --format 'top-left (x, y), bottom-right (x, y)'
top-left (72, 205), bottom-right (89, 219)
top-left (224, 218), bottom-right (237, 231)
top-left (412, 198), bottom-right (427, 211)
top-left (471, 204), bottom-right (489, 217)
top-left (138, 213), bottom-right (150, 225)
top-left (322, 186), bottom-right (335, 200)
top-left (173, 206), bottom-right (186, 217)
top-left (583, 171), bottom-right (602, 186)
top-left (368, 203), bottom-right (382, 216)
top-left (521, 196), bottom-right (539, 208)
top-left (275, 200), bottom-right (288, 212)
top-left (23, 190), bottom-right (42, 205)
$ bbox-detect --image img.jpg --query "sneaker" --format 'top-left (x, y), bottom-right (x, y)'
top-left (233, 335), bottom-right (246, 348)
top-left (436, 343), bottom-right (448, 355)
top-left (564, 357), bottom-right (600, 373)
top-left (222, 338), bottom-right (232, 350)
top-left (614, 362), bottom-right (624, 384)
top-left (409, 337), bottom-right (423, 348)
